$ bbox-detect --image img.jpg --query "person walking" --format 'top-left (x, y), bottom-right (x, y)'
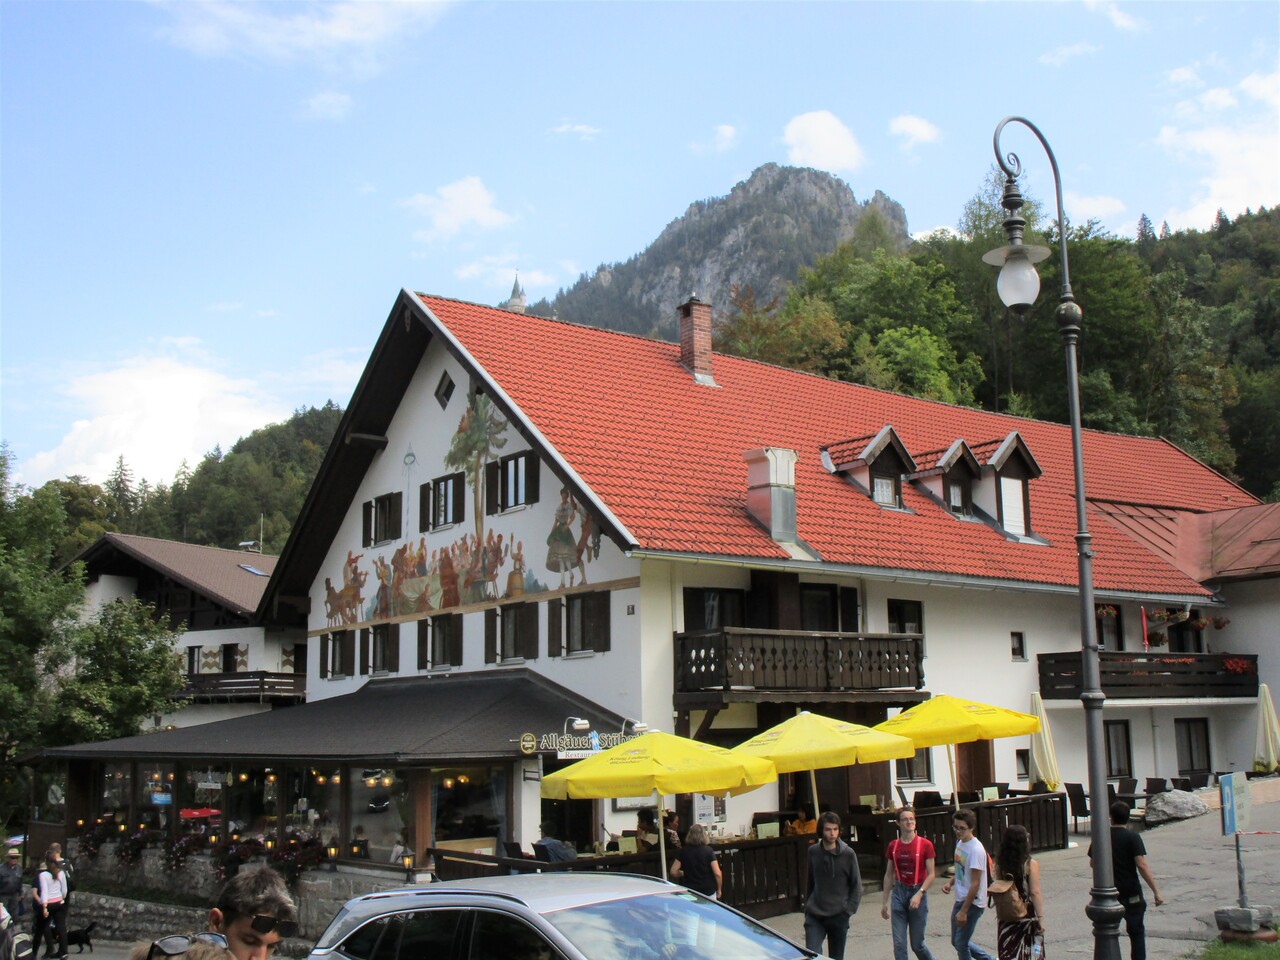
top-left (669, 823), bottom-right (721, 899)
top-left (0, 849), bottom-right (22, 923)
top-left (993, 825), bottom-right (1044, 960)
top-left (803, 811), bottom-right (862, 960)
top-left (881, 806), bottom-right (936, 960)
top-left (1089, 802), bottom-right (1164, 960)
top-left (32, 850), bottom-right (68, 960)
top-left (941, 808), bottom-right (995, 960)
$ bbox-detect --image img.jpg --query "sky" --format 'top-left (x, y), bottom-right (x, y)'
top-left (2, 0), bottom-right (1277, 492)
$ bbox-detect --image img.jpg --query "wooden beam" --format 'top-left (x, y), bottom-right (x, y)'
top-left (346, 432), bottom-right (388, 450)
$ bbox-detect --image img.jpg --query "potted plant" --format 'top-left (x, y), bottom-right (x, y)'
top-left (1190, 617), bottom-right (1211, 630)
top-left (1213, 616), bottom-right (1231, 630)
top-left (1146, 630), bottom-right (1167, 647)
top-left (1097, 604), bottom-right (1118, 618)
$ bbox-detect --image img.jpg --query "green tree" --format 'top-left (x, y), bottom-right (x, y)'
top-left (41, 598), bottom-right (185, 746)
top-left (713, 285), bottom-right (844, 373)
top-left (872, 326), bottom-right (984, 405)
top-left (1136, 214), bottom-right (1156, 252)
top-left (39, 476), bottom-right (116, 565)
top-left (103, 455), bottom-right (137, 528)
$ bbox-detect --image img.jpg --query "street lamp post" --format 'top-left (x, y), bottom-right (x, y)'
top-left (983, 116), bottom-right (1124, 960)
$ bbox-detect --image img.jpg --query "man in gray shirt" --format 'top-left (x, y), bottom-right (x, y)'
top-left (804, 811), bottom-right (862, 960)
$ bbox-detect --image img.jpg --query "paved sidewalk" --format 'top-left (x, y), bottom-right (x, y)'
top-left (765, 793), bottom-right (1280, 959)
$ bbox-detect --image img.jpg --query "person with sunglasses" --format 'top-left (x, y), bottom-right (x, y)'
top-left (131, 933), bottom-right (234, 960)
top-left (207, 868), bottom-right (298, 960)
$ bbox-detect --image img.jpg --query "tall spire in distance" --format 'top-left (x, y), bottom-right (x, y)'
top-left (504, 272), bottom-right (527, 314)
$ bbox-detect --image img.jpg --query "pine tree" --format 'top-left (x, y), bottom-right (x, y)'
top-left (1136, 214), bottom-right (1156, 249)
top-left (103, 455), bottom-right (136, 527)
top-left (1159, 221), bottom-right (1172, 240)
top-left (1214, 208), bottom-right (1231, 232)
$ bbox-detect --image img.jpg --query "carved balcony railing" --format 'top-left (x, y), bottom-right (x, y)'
top-left (1038, 651), bottom-right (1258, 700)
top-left (179, 671), bottom-right (306, 703)
top-left (674, 628), bottom-right (925, 694)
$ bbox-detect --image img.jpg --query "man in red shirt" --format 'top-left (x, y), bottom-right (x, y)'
top-left (881, 806), bottom-right (937, 960)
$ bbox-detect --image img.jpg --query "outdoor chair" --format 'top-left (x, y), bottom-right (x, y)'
top-left (896, 785), bottom-right (910, 807)
top-left (532, 842), bottom-right (553, 862)
top-left (503, 841), bottom-right (530, 859)
top-left (1031, 780), bottom-right (1049, 794)
top-left (1118, 777), bottom-right (1138, 797)
top-left (957, 791), bottom-right (980, 805)
top-left (1065, 782), bottom-right (1090, 833)
top-left (1171, 777), bottom-right (1191, 792)
top-left (913, 790), bottom-right (944, 809)
top-left (1189, 773), bottom-right (1210, 789)
top-left (1145, 777), bottom-right (1169, 795)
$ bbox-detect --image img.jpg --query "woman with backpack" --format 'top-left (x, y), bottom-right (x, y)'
top-left (992, 825), bottom-right (1044, 960)
top-left (31, 851), bottom-right (67, 960)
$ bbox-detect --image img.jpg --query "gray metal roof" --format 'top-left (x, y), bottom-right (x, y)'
top-left (43, 669), bottom-right (624, 763)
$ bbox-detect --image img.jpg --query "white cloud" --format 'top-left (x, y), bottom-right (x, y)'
top-left (1198, 88), bottom-right (1239, 111)
top-left (1156, 121), bottom-right (1280, 229)
top-left (1064, 191), bottom-right (1127, 222)
top-left (1168, 65), bottom-right (1202, 88)
top-left (400, 176), bottom-right (513, 240)
top-left (550, 121), bottom-right (601, 141)
top-left (782, 111), bottom-right (864, 173)
top-left (1241, 70), bottom-right (1280, 110)
top-left (154, 0), bottom-right (447, 68)
top-left (302, 90), bottom-right (352, 120)
top-left (1038, 43), bottom-right (1100, 67)
top-left (455, 255), bottom-right (554, 290)
top-left (692, 124), bottom-right (738, 154)
top-left (16, 352), bottom-right (290, 488)
top-left (889, 115), bottom-right (939, 152)
top-left (1084, 1), bottom-right (1143, 31)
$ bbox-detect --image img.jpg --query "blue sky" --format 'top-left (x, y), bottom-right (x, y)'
top-left (2, 1), bottom-right (1277, 491)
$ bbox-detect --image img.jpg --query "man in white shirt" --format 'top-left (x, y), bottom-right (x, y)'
top-left (940, 809), bottom-right (994, 960)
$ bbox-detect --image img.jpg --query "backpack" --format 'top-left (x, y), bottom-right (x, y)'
top-left (2, 916), bottom-right (35, 960)
top-left (988, 867), bottom-right (1029, 922)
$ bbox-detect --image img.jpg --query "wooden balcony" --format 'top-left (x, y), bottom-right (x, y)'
top-left (179, 671), bottom-right (305, 704)
top-left (673, 628), bottom-right (924, 704)
top-left (1038, 650), bottom-right (1258, 701)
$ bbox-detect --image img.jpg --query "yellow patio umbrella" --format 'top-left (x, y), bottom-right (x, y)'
top-left (1028, 692), bottom-right (1061, 791)
top-left (1254, 683), bottom-right (1280, 775)
top-left (734, 710), bottom-right (917, 814)
top-left (874, 695), bottom-right (1041, 808)
top-left (541, 730), bottom-right (777, 867)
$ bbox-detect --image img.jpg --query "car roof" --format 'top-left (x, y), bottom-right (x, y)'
top-left (346, 872), bottom-right (677, 918)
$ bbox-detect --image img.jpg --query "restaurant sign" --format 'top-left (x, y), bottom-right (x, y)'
top-left (520, 729), bottom-right (641, 760)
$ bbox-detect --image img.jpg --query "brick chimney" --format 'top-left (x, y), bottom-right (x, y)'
top-left (678, 295), bottom-right (716, 386)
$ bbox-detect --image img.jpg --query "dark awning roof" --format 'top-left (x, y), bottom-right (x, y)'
top-left (42, 670), bottom-right (624, 764)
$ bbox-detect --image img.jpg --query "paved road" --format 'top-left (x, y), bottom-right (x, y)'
top-left (46, 798), bottom-right (1280, 960)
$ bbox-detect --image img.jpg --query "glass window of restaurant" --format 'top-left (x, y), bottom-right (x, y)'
top-left (178, 764), bottom-right (230, 840)
top-left (430, 766), bottom-right (508, 850)
top-left (101, 762), bottom-right (132, 827)
top-left (300, 767), bottom-right (343, 851)
top-left (350, 768), bottom-right (410, 861)
top-left (136, 763), bottom-right (175, 834)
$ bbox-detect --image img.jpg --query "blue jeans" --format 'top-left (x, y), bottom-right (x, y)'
top-left (805, 912), bottom-right (851, 960)
top-left (951, 901), bottom-right (995, 960)
top-left (892, 884), bottom-right (935, 960)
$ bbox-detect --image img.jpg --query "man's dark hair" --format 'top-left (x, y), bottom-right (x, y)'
top-left (539, 820), bottom-right (558, 836)
top-left (952, 808), bottom-right (977, 829)
top-left (637, 807), bottom-right (657, 828)
top-left (215, 866), bottom-right (296, 924)
top-left (1110, 801), bottom-right (1131, 825)
top-left (819, 811), bottom-right (842, 829)
top-left (896, 805), bottom-right (916, 820)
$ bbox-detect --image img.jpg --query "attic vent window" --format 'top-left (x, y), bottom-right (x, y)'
top-left (238, 564), bottom-right (268, 577)
top-left (872, 473), bottom-right (901, 508)
top-left (435, 372), bottom-right (455, 410)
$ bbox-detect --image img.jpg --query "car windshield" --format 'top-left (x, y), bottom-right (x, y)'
top-left (543, 890), bottom-right (808, 960)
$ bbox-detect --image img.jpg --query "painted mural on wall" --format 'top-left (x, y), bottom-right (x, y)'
top-left (323, 391), bottom-right (605, 629)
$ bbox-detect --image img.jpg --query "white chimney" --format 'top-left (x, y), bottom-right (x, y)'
top-left (744, 448), bottom-right (797, 542)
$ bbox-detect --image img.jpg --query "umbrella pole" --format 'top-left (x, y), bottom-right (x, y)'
top-left (948, 744), bottom-right (959, 810)
top-left (810, 768), bottom-right (820, 815)
top-left (655, 789), bottom-right (667, 879)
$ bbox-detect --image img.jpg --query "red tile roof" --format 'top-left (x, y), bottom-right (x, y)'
top-left (418, 296), bottom-right (1257, 597)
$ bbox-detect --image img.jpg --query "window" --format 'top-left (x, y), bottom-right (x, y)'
top-left (186, 646), bottom-right (200, 675)
top-left (946, 472), bottom-right (972, 515)
top-left (871, 472), bottom-right (900, 507)
top-left (221, 643), bottom-right (238, 673)
top-left (1010, 631), bottom-right (1026, 661)
top-left (1168, 610), bottom-right (1205, 654)
top-left (362, 492), bottom-right (403, 546)
top-left (486, 603), bottom-right (537, 662)
top-left (435, 371), bottom-right (455, 410)
top-left (895, 747), bottom-right (932, 783)
top-left (887, 599), bottom-right (923, 635)
top-left (1105, 720), bottom-right (1133, 778)
top-left (683, 588), bottom-right (745, 631)
top-left (1175, 718), bottom-right (1211, 776)
top-left (421, 473), bottom-right (465, 531)
top-left (418, 615), bottom-right (463, 669)
top-left (999, 475), bottom-right (1028, 536)
top-left (485, 451), bottom-right (540, 513)
top-left (1096, 605), bottom-right (1123, 651)
top-left (800, 584), bottom-right (837, 631)
top-left (321, 631), bottom-right (354, 679)
top-left (370, 623), bottom-right (399, 674)
top-left (1015, 749), bottom-right (1030, 781)
top-left (470, 912), bottom-right (557, 960)
top-left (549, 592), bottom-right (612, 656)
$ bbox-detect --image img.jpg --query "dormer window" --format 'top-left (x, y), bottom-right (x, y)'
top-left (904, 439), bottom-right (978, 520)
top-left (999, 475), bottom-right (1029, 535)
top-left (872, 473), bottom-right (900, 507)
top-left (945, 473), bottom-right (971, 515)
top-left (821, 425), bottom-right (915, 512)
top-left (971, 431), bottom-right (1042, 539)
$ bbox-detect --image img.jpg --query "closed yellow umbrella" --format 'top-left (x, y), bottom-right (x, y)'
top-left (735, 710), bottom-right (917, 812)
top-left (875, 695), bottom-right (1041, 807)
top-left (1255, 683), bottom-right (1280, 775)
top-left (1028, 692), bottom-right (1061, 791)
top-left (541, 730), bottom-right (777, 866)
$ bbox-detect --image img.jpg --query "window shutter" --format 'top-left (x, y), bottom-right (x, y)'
top-left (417, 620), bottom-right (430, 670)
top-left (342, 632), bottom-right (355, 676)
top-left (524, 452), bottom-right (540, 504)
top-left (589, 592), bottom-right (611, 652)
top-left (359, 629), bottom-right (370, 676)
top-left (419, 483), bottom-right (431, 533)
top-left (520, 602), bottom-right (539, 660)
top-left (485, 608), bottom-right (497, 663)
top-left (389, 491), bottom-right (403, 540)
top-left (388, 622), bottom-right (400, 672)
top-left (450, 474), bottom-right (466, 524)
top-left (320, 634), bottom-right (330, 678)
top-left (547, 599), bottom-right (562, 658)
top-left (448, 614), bottom-right (463, 666)
top-left (485, 461), bottom-right (500, 514)
top-left (839, 587), bottom-right (860, 633)
top-left (362, 501), bottom-right (373, 547)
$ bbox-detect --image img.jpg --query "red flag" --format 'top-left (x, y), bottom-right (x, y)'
top-left (1141, 606), bottom-right (1149, 651)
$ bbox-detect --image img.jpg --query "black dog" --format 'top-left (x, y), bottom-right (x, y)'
top-left (65, 922), bottom-right (97, 953)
